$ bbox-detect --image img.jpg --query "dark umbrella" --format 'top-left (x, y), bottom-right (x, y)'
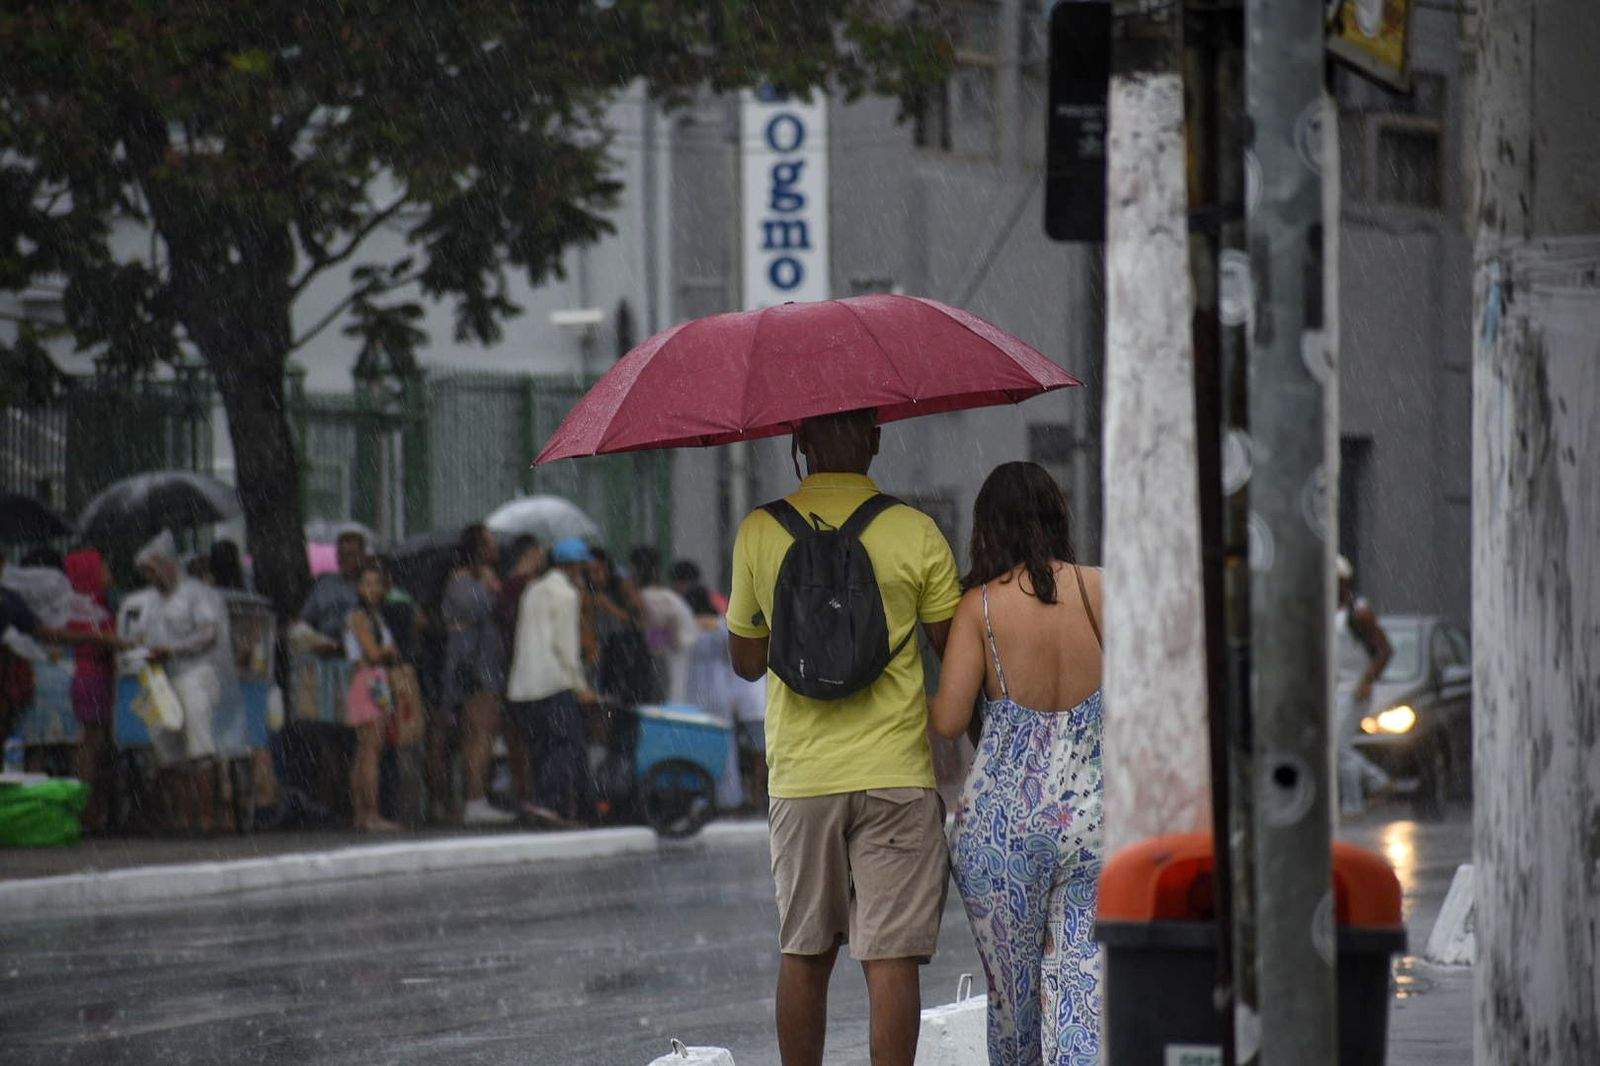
top-left (0, 493), bottom-right (72, 544)
top-left (387, 529), bottom-right (464, 608)
top-left (77, 470), bottom-right (241, 545)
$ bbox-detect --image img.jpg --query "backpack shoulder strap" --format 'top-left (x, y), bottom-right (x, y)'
top-left (761, 499), bottom-right (815, 543)
top-left (839, 494), bottom-right (903, 540)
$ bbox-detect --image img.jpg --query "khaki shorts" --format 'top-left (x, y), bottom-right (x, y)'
top-left (768, 786), bottom-right (949, 962)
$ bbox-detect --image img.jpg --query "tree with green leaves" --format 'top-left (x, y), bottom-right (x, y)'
top-left (1, 1), bottom-right (949, 613)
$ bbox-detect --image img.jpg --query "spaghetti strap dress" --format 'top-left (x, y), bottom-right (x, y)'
top-left (950, 583), bottom-right (1104, 1066)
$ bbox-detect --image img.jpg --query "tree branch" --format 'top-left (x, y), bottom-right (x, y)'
top-left (289, 194), bottom-right (410, 296)
top-left (289, 269), bottom-right (426, 351)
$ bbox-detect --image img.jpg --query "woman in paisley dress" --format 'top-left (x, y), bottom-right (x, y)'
top-left (931, 461), bottom-right (1104, 1066)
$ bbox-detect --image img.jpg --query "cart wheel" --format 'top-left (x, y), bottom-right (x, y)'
top-left (639, 759), bottom-right (717, 839)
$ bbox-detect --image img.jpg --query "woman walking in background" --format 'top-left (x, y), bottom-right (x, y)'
top-left (930, 462), bottom-right (1104, 1066)
top-left (441, 523), bottom-right (514, 826)
top-left (345, 561), bottom-right (400, 833)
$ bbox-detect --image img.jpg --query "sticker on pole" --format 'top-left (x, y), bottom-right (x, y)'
top-left (1165, 1045), bottom-right (1223, 1066)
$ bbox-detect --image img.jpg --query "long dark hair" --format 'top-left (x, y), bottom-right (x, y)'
top-left (456, 522), bottom-right (492, 568)
top-left (966, 461), bottom-right (1079, 604)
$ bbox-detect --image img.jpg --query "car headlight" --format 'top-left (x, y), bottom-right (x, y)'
top-left (1360, 705), bottom-right (1417, 735)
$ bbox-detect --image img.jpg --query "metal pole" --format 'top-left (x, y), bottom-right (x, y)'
top-left (1245, 0), bottom-right (1336, 1060)
top-left (1182, 3), bottom-right (1248, 1060)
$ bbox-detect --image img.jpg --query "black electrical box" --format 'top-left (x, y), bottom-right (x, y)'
top-left (1044, 0), bottom-right (1111, 242)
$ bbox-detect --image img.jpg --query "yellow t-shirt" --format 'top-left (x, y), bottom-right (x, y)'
top-left (726, 472), bottom-right (962, 798)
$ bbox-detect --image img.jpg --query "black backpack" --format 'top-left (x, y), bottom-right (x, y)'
top-left (759, 493), bottom-right (910, 701)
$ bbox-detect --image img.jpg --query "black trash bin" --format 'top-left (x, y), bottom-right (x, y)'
top-left (1094, 832), bottom-right (1407, 1064)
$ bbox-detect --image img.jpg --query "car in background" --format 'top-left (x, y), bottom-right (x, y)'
top-left (1344, 614), bottom-right (1472, 818)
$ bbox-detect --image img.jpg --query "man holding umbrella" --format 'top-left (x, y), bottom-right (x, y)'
top-left (728, 409), bottom-right (961, 1066)
top-left (534, 293), bottom-right (1078, 1064)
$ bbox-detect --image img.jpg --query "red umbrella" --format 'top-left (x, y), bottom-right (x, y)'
top-left (535, 294), bottom-right (1080, 463)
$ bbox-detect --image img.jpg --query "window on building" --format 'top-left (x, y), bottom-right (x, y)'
top-left (1372, 117), bottom-right (1443, 209)
top-left (1337, 67), bottom-right (1450, 209)
top-left (914, 1), bottom-right (1001, 159)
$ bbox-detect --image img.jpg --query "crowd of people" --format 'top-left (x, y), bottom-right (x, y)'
top-left (0, 516), bottom-right (765, 839)
top-left (284, 523), bottom-right (763, 833)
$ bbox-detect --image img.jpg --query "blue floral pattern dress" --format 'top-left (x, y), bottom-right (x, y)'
top-left (951, 583), bottom-right (1104, 1066)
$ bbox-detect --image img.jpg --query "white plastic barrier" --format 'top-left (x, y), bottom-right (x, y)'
top-left (914, 973), bottom-right (987, 1066)
top-left (1424, 863), bottom-right (1475, 966)
top-left (646, 1040), bottom-right (735, 1065)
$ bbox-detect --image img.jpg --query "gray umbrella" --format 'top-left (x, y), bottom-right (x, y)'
top-left (77, 470), bottom-right (240, 545)
top-left (484, 495), bottom-right (601, 544)
top-left (305, 518), bottom-right (378, 549)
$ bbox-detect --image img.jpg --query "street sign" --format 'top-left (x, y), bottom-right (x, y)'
top-left (1044, 0), bottom-right (1111, 242)
top-left (741, 88), bottom-right (830, 308)
top-left (1326, 0), bottom-right (1412, 91)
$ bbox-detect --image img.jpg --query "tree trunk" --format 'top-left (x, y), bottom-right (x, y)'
top-left (1101, 2), bottom-right (1211, 857)
top-left (211, 354), bottom-right (310, 618)
top-left (1472, 2), bottom-right (1600, 1060)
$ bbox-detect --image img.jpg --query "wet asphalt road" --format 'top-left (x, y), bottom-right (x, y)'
top-left (0, 807), bottom-right (1470, 1066)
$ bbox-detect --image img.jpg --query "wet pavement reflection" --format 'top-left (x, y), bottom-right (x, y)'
top-left (0, 805), bottom-right (1471, 1065)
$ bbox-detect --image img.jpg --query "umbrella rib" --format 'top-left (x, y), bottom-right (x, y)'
top-left (836, 300), bottom-right (917, 404)
top-left (737, 307), bottom-right (769, 433)
top-left (912, 297), bottom-right (1075, 383)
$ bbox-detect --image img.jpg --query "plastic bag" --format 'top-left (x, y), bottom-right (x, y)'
top-left (0, 777), bottom-right (88, 847)
top-left (133, 663), bottom-right (185, 732)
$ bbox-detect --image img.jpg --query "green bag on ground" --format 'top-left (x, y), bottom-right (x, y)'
top-left (0, 778), bottom-right (89, 848)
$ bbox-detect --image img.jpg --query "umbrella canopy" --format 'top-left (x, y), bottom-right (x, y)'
top-left (77, 470), bottom-right (240, 545)
top-left (308, 542), bottom-right (340, 577)
top-left (0, 494), bottom-right (72, 544)
top-left (536, 294), bottom-right (1079, 463)
top-left (484, 495), bottom-right (601, 544)
top-left (387, 529), bottom-right (462, 607)
top-left (305, 519), bottom-right (378, 549)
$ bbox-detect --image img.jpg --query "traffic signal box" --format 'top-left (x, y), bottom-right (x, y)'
top-left (1095, 833), bottom-right (1407, 1064)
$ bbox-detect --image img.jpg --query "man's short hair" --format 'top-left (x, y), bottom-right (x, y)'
top-left (336, 530), bottom-right (367, 549)
top-left (800, 408), bottom-right (877, 436)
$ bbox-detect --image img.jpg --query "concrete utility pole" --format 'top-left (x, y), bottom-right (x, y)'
top-left (1471, 1), bottom-right (1600, 1061)
top-left (1102, 0), bottom-right (1212, 857)
top-left (1244, 0), bottom-right (1337, 1060)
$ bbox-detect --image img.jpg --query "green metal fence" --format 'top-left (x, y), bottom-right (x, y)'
top-left (3, 367), bottom-right (668, 558)
top-left (422, 370), bottom-right (670, 555)
top-left (290, 369), bottom-right (669, 555)
top-left (0, 371), bottom-right (213, 520)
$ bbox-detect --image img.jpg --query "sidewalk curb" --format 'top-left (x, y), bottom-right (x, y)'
top-left (0, 827), bottom-right (658, 921)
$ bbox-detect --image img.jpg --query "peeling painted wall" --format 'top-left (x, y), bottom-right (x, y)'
top-left (1472, 3), bottom-right (1600, 1059)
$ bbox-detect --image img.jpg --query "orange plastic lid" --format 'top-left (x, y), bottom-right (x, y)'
top-left (1096, 832), bottom-right (1402, 928)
